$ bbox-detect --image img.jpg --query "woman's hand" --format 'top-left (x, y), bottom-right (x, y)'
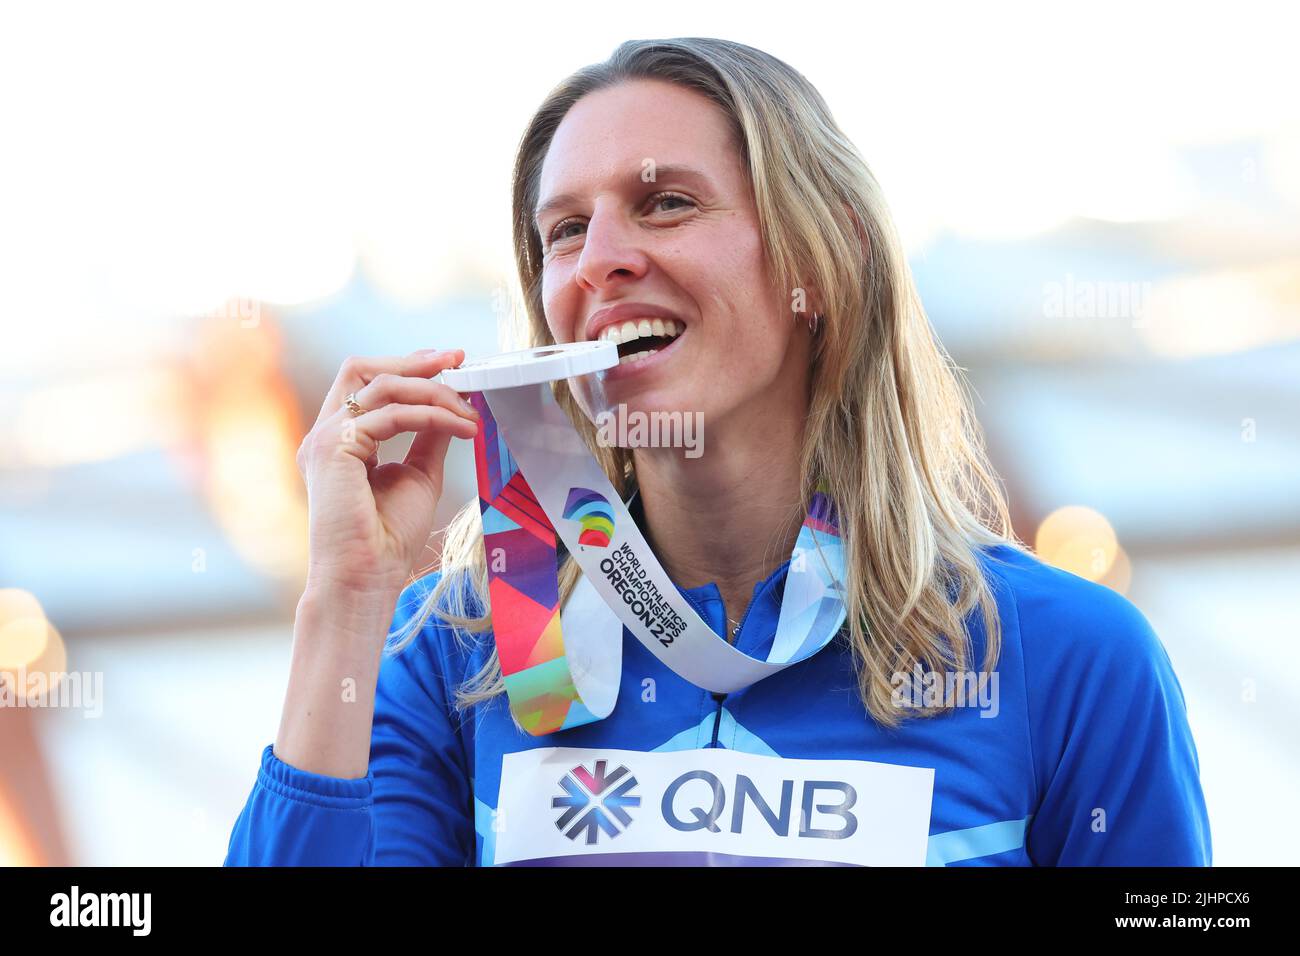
top-left (297, 347), bottom-right (479, 602)
top-left (273, 347), bottom-right (479, 780)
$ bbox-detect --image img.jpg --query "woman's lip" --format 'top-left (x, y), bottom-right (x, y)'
top-left (598, 329), bottom-right (685, 383)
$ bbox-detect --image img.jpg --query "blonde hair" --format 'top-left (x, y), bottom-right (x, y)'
top-left (388, 37), bottom-right (1026, 729)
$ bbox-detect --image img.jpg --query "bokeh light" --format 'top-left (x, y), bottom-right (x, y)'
top-left (1, 622), bottom-right (69, 704)
top-left (0, 588), bottom-right (50, 671)
top-left (1034, 505), bottom-right (1120, 582)
top-left (0, 618), bottom-right (49, 672)
top-left (0, 588), bottom-right (44, 625)
top-left (0, 587), bottom-right (68, 702)
top-left (1097, 545), bottom-right (1133, 596)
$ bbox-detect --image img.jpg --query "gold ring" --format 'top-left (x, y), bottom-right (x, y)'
top-left (344, 393), bottom-right (365, 416)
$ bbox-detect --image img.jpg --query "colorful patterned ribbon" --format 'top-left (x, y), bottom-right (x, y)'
top-left (468, 386), bottom-right (845, 736)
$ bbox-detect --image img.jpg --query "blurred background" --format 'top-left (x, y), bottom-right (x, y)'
top-left (1, 1), bottom-right (1296, 866)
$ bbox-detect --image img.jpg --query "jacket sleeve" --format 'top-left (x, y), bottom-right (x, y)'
top-left (223, 572), bottom-right (475, 866)
top-left (1019, 570), bottom-right (1212, 866)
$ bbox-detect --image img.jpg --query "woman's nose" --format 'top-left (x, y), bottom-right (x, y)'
top-left (574, 208), bottom-right (649, 291)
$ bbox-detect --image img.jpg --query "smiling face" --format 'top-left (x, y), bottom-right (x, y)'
top-left (535, 78), bottom-right (811, 430)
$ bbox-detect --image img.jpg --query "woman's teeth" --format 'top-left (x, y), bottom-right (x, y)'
top-left (598, 317), bottom-right (684, 345)
top-left (619, 349), bottom-right (657, 366)
top-left (598, 317), bottom-right (683, 366)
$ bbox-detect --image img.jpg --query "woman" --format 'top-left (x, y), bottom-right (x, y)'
top-left (225, 38), bottom-right (1211, 866)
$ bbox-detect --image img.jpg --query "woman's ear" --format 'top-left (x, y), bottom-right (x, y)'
top-left (789, 282), bottom-right (823, 323)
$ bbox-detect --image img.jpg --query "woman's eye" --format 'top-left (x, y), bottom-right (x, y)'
top-left (649, 192), bottom-right (696, 214)
top-left (545, 192), bottom-right (696, 248)
top-left (549, 219), bottom-right (585, 244)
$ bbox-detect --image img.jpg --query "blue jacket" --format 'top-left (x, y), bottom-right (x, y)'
top-left (224, 516), bottom-right (1211, 866)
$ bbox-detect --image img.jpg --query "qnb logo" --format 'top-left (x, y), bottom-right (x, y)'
top-left (552, 759), bottom-right (641, 844)
top-left (663, 772), bottom-right (860, 840)
top-left (563, 488), bottom-right (615, 548)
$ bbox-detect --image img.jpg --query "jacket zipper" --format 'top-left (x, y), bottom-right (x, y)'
top-left (708, 591), bottom-right (763, 746)
top-left (677, 585), bottom-right (756, 749)
top-left (709, 691), bottom-right (727, 747)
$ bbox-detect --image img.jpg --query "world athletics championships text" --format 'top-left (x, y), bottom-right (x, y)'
top-left (599, 543), bottom-right (688, 645)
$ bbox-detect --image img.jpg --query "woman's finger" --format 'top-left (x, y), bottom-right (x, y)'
top-left (331, 402), bottom-right (479, 463)
top-left (314, 349), bottom-right (466, 428)
top-left (403, 421), bottom-right (459, 483)
top-left (351, 373), bottom-right (479, 423)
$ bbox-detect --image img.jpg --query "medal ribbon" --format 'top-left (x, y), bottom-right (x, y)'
top-left (468, 383), bottom-right (846, 736)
